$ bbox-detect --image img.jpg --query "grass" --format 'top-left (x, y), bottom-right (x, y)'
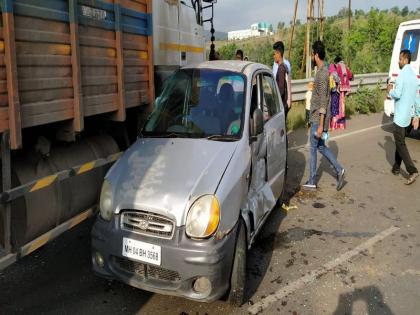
top-left (287, 101), bottom-right (306, 131)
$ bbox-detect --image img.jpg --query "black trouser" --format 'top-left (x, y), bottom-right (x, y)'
top-left (393, 123), bottom-right (418, 174)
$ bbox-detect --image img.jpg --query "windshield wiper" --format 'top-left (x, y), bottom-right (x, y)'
top-left (206, 134), bottom-right (238, 141)
top-left (142, 132), bottom-right (190, 138)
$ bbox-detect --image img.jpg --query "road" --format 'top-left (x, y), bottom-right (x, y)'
top-left (1, 112), bottom-right (420, 315)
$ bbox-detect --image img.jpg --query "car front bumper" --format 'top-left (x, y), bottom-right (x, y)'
top-left (91, 214), bottom-right (238, 302)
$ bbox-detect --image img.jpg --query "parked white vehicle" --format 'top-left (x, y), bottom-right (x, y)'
top-left (384, 19), bottom-right (420, 117)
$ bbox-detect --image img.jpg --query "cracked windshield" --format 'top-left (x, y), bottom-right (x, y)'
top-left (144, 69), bottom-right (245, 139)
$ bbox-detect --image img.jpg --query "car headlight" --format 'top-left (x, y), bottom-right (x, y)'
top-left (99, 180), bottom-right (113, 221)
top-left (186, 195), bottom-right (220, 238)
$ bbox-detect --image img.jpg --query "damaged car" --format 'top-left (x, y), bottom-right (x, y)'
top-left (91, 61), bottom-right (287, 306)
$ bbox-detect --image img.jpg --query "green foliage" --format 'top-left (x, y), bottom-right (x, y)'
top-left (212, 6), bottom-right (420, 79)
top-left (346, 83), bottom-right (384, 115)
top-left (323, 23), bottom-right (344, 62)
top-left (286, 101), bottom-right (306, 130)
top-left (218, 43), bottom-right (238, 60)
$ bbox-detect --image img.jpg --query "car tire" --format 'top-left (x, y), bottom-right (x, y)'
top-left (227, 219), bottom-right (247, 307)
top-left (277, 156), bottom-right (288, 206)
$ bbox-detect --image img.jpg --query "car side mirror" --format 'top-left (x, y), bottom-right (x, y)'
top-left (251, 108), bottom-right (264, 140)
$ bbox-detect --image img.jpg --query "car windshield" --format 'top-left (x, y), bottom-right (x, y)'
top-left (143, 69), bottom-right (245, 139)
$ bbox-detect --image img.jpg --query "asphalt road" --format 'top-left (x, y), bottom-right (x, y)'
top-left (1, 112), bottom-right (420, 315)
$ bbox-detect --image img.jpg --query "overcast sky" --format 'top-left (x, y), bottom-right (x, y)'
top-left (209, 0), bottom-right (419, 32)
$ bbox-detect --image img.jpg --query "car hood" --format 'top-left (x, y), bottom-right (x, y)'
top-left (108, 138), bottom-right (238, 226)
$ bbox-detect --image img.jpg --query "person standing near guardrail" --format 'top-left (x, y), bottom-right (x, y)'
top-left (273, 41), bottom-right (289, 116)
top-left (387, 49), bottom-right (419, 185)
top-left (329, 57), bottom-right (343, 130)
top-left (302, 41), bottom-right (345, 191)
top-left (334, 56), bottom-right (353, 130)
top-left (305, 81), bottom-right (314, 128)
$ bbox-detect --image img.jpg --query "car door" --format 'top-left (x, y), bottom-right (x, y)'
top-left (247, 71), bottom-right (286, 232)
top-left (262, 73), bottom-right (287, 198)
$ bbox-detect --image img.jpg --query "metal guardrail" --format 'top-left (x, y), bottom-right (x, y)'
top-left (291, 72), bottom-right (388, 102)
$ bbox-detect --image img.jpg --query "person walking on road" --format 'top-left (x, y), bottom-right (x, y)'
top-left (387, 49), bottom-right (420, 185)
top-left (302, 41), bottom-right (345, 191)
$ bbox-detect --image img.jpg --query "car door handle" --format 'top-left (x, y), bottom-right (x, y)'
top-left (280, 129), bottom-right (285, 137)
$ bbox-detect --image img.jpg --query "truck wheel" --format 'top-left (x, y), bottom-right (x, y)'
top-left (228, 219), bottom-right (247, 306)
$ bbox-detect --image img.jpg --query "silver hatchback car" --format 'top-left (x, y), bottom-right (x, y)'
top-left (91, 61), bottom-right (287, 306)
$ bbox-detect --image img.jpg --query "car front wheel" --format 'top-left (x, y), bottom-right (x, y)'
top-left (227, 219), bottom-right (247, 306)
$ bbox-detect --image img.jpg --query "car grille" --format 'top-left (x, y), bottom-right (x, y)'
top-left (121, 210), bottom-right (174, 239)
top-left (114, 257), bottom-right (181, 282)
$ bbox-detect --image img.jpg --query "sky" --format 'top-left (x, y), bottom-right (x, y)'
top-left (209, 0), bottom-right (419, 32)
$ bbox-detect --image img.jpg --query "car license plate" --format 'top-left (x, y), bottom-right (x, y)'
top-left (122, 237), bottom-right (161, 266)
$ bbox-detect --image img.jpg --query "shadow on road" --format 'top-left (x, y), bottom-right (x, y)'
top-left (332, 286), bottom-right (395, 315)
top-left (0, 219), bottom-right (153, 315)
top-left (317, 140), bottom-right (343, 187)
top-left (381, 113), bottom-right (393, 132)
top-left (378, 135), bottom-right (395, 168)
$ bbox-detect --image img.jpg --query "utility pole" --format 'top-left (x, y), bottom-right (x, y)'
top-left (348, 0), bottom-right (351, 30)
top-left (320, 0), bottom-right (324, 41)
top-left (288, 0), bottom-right (298, 61)
top-left (305, 0), bottom-right (313, 78)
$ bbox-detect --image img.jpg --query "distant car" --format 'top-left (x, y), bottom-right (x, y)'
top-left (91, 61), bottom-right (287, 306)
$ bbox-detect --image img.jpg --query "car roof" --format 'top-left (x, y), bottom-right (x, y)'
top-left (182, 61), bottom-right (272, 77)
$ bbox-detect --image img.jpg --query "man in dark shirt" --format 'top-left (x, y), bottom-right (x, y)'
top-left (273, 41), bottom-right (289, 116)
top-left (302, 41), bottom-right (345, 191)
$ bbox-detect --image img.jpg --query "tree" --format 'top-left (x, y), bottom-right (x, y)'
top-left (277, 21), bottom-right (285, 30)
top-left (268, 24), bottom-right (273, 33)
top-left (210, 6), bottom-right (420, 78)
top-left (390, 6), bottom-right (400, 15)
top-left (401, 6), bottom-right (409, 17)
top-left (355, 9), bottom-right (365, 18)
top-left (337, 7), bottom-right (351, 18)
top-left (323, 23), bottom-right (344, 62)
top-left (218, 43), bottom-right (238, 60)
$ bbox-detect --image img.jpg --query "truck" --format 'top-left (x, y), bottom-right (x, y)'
top-left (0, 0), bottom-right (216, 270)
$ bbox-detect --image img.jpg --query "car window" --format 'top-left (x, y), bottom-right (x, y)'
top-left (401, 30), bottom-right (420, 62)
top-left (250, 75), bottom-right (259, 118)
top-left (262, 74), bottom-right (281, 121)
top-left (144, 69), bottom-right (246, 138)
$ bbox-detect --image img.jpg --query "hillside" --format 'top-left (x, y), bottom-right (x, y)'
top-left (208, 7), bottom-right (420, 79)
top-left (204, 29), bottom-right (228, 41)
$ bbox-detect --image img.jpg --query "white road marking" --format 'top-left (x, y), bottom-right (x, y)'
top-left (289, 122), bottom-right (393, 151)
top-left (248, 225), bottom-right (399, 315)
top-left (404, 269), bottom-right (420, 276)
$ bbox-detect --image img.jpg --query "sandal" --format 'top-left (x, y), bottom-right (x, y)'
top-left (405, 173), bottom-right (419, 185)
